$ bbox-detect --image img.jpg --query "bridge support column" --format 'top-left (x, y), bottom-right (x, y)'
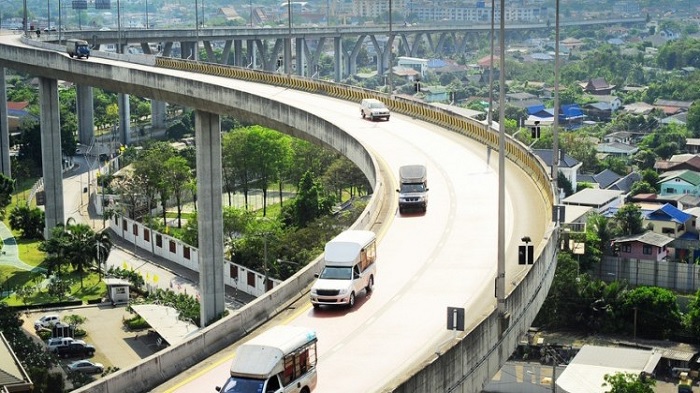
top-left (118, 93), bottom-right (131, 146)
top-left (0, 68), bottom-right (11, 178)
top-left (38, 77), bottom-right (65, 238)
top-left (295, 37), bottom-right (304, 76)
top-left (232, 40), bottom-right (242, 66)
top-left (151, 100), bottom-right (166, 131)
top-left (334, 37), bottom-right (342, 82)
top-left (283, 37), bottom-right (292, 75)
top-left (247, 40), bottom-right (256, 69)
top-left (195, 110), bottom-right (225, 327)
top-left (77, 85), bottom-right (94, 146)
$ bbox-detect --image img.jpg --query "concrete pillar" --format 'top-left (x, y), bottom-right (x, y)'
top-left (76, 85), bottom-right (94, 146)
top-left (283, 37), bottom-right (292, 74)
top-left (195, 110), bottom-right (225, 327)
top-left (233, 40), bottom-right (243, 67)
top-left (247, 39), bottom-right (255, 69)
top-left (151, 100), bottom-right (166, 130)
top-left (0, 68), bottom-right (11, 178)
top-left (334, 36), bottom-right (342, 82)
top-left (38, 77), bottom-right (65, 237)
top-left (118, 93), bottom-right (131, 146)
top-left (295, 37), bottom-right (303, 76)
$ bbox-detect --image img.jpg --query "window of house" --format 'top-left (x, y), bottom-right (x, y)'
top-left (184, 247), bottom-right (190, 260)
top-left (132, 224), bottom-right (138, 236)
top-left (665, 187), bottom-right (675, 194)
top-left (643, 245), bottom-right (652, 255)
top-left (122, 219), bottom-right (127, 230)
top-left (230, 264), bottom-right (238, 280)
top-left (247, 271), bottom-right (255, 286)
top-left (144, 229), bottom-right (150, 242)
top-left (622, 244), bottom-right (632, 253)
top-left (156, 234), bottom-right (162, 248)
top-left (169, 240), bottom-right (176, 253)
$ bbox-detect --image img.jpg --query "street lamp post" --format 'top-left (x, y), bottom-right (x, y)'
top-left (144, 0), bottom-right (148, 28)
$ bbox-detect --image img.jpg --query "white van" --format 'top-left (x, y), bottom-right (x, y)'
top-left (396, 164), bottom-right (429, 213)
top-left (216, 325), bottom-right (318, 393)
top-left (310, 230), bottom-right (377, 308)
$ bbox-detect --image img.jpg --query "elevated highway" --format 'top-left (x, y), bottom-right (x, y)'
top-left (0, 35), bottom-right (558, 392)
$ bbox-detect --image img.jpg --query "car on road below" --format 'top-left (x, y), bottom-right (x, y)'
top-left (56, 342), bottom-right (96, 358)
top-left (67, 359), bottom-right (104, 374)
top-left (34, 314), bottom-right (60, 331)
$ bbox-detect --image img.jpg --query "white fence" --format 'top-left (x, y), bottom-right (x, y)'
top-left (108, 214), bottom-right (278, 297)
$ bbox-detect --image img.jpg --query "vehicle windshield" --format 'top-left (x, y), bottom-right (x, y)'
top-left (400, 183), bottom-right (426, 193)
top-left (319, 266), bottom-right (352, 280)
top-left (219, 376), bottom-right (265, 393)
top-left (368, 102), bottom-right (385, 109)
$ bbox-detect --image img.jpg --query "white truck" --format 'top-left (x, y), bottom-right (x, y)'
top-left (216, 325), bottom-right (318, 393)
top-left (396, 164), bottom-right (429, 213)
top-left (310, 230), bottom-right (377, 309)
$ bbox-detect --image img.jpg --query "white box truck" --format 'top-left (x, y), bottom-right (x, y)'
top-left (310, 230), bottom-right (377, 309)
top-left (396, 164), bottom-right (429, 213)
top-left (216, 325), bottom-right (318, 393)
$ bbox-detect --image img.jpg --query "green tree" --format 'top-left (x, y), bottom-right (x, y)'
top-left (623, 286), bottom-right (681, 339)
top-left (683, 289), bottom-right (700, 337)
top-left (9, 205), bottom-right (45, 239)
top-left (602, 372), bottom-right (655, 393)
top-left (164, 155), bottom-right (193, 228)
top-left (613, 204), bottom-right (644, 236)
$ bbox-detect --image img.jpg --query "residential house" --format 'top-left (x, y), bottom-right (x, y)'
top-left (596, 141), bottom-right (639, 158)
top-left (643, 203), bottom-right (695, 238)
top-left (628, 193), bottom-right (700, 210)
top-left (653, 99), bottom-right (693, 116)
top-left (621, 101), bottom-right (655, 115)
top-left (583, 102), bottom-right (613, 121)
top-left (578, 169), bottom-right (622, 189)
top-left (611, 231), bottom-right (672, 262)
top-left (420, 86), bottom-right (449, 103)
top-left (607, 172), bottom-right (642, 194)
top-left (654, 155), bottom-right (700, 174)
top-left (660, 112), bottom-right (688, 126)
top-left (658, 169), bottom-right (700, 196)
top-left (685, 139), bottom-right (700, 154)
top-left (532, 149), bottom-right (582, 193)
top-left (580, 77), bottom-right (615, 95)
top-left (603, 131), bottom-right (640, 145)
top-left (218, 7), bottom-right (244, 22)
top-left (397, 56), bottom-right (428, 78)
top-left (560, 37), bottom-right (583, 51)
top-left (7, 101), bottom-right (32, 132)
top-left (643, 203), bottom-right (699, 261)
top-left (559, 104), bottom-right (586, 129)
top-left (562, 188), bottom-right (624, 213)
top-left (506, 92), bottom-right (543, 111)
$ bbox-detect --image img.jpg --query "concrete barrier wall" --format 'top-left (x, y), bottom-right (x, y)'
top-left (390, 228), bottom-right (558, 392)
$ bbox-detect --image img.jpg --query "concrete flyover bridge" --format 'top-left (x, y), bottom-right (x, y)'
top-left (0, 34), bottom-right (557, 392)
top-left (56, 17), bottom-right (646, 80)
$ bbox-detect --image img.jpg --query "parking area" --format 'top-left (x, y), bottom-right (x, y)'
top-left (21, 304), bottom-right (161, 374)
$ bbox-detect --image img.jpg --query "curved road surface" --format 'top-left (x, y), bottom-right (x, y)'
top-left (0, 33), bottom-right (549, 392)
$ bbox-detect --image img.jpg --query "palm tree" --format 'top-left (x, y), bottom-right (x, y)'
top-left (93, 230), bottom-right (113, 279)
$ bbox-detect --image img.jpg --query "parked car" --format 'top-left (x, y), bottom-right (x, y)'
top-left (34, 314), bottom-right (60, 331)
top-left (56, 342), bottom-right (96, 358)
top-left (67, 359), bottom-right (104, 374)
top-left (47, 337), bottom-right (82, 353)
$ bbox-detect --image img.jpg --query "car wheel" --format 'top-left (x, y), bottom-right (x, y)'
top-left (348, 292), bottom-right (355, 308)
top-left (312, 303), bottom-right (319, 309)
top-left (361, 111), bottom-right (366, 119)
top-left (366, 275), bottom-right (374, 292)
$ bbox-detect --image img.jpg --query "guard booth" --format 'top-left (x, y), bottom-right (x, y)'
top-left (104, 277), bottom-right (131, 305)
